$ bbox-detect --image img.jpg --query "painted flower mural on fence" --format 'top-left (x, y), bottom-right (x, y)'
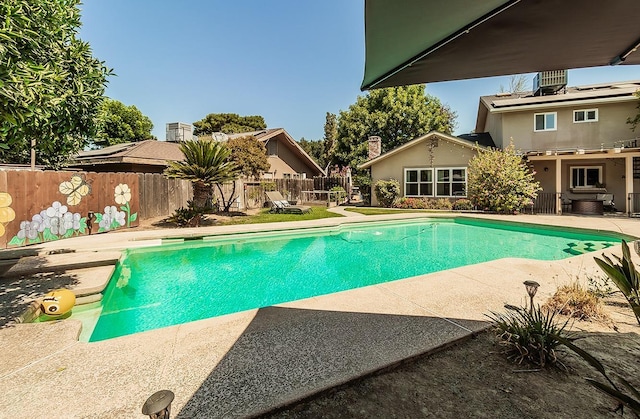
top-left (0, 192), bottom-right (16, 238)
top-left (9, 201), bottom-right (86, 246)
top-left (59, 174), bottom-right (91, 206)
top-left (7, 181), bottom-right (138, 246)
top-left (92, 183), bottom-right (137, 232)
top-left (115, 183), bottom-right (136, 228)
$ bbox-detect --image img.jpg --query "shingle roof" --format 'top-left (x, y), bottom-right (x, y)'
top-left (74, 140), bottom-right (184, 163)
top-left (457, 132), bottom-right (495, 148)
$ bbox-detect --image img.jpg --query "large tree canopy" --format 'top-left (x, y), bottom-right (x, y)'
top-left (0, 0), bottom-right (111, 168)
top-left (93, 98), bottom-right (154, 148)
top-left (193, 113), bottom-right (266, 135)
top-left (333, 85), bottom-right (456, 172)
top-left (226, 135), bottom-right (270, 179)
top-left (298, 138), bottom-right (324, 167)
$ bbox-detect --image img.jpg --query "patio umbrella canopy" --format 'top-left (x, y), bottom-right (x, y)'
top-left (362, 0), bottom-right (640, 90)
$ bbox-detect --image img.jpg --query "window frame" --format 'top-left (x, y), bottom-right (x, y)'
top-left (404, 168), bottom-right (434, 197)
top-left (573, 108), bottom-right (598, 123)
top-left (569, 165), bottom-right (603, 189)
top-left (404, 167), bottom-right (467, 198)
top-left (435, 167), bottom-right (467, 197)
top-left (534, 112), bottom-right (557, 132)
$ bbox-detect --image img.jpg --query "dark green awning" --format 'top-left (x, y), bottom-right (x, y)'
top-left (362, 0), bottom-right (640, 90)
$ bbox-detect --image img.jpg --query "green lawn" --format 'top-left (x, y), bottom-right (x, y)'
top-left (219, 206), bottom-right (343, 225)
top-left (344, 207), bottom-right (436, 215)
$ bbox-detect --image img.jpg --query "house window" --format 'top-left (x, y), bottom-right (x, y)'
top-left (283, 173), bottom-right (292, 179)
top-left (436, 168), bottom-right (467, 197)
top-left (573, 109), bottom-right (598, 123)
top-left (266, 140), bottom-right (277, 155)
top-left (570, 166), bottom-right (602, 188)
top-left (405, 168), bottom-right (433, 196)
top-left (534, 112), bottom-right (557, 131)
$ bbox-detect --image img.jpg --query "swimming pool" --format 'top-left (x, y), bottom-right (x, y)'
top-left (85, 218), bottom-right (626, 342)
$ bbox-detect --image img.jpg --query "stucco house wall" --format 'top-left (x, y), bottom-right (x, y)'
top-left (363, 133), bottom-right (482, 206)
top-left (493, 101), bottom-right (637, 152)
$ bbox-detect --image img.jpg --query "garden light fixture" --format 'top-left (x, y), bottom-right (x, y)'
top-left (142, 389), bottom-right (174, 419)
top-left (523, 280), bottom-right (540, 313)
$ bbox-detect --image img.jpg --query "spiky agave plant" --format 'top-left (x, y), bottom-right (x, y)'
top-left (594, 240), bottom-right (640, 326)
top-left (487, 305), bottom-right (571, 368)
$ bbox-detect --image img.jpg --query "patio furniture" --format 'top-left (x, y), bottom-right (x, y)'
top-left (596, 193), bottom-right (616, 212)
top-left (571, 199), bottom-right (604, 215)
top-left (265, 191), bottom-right (312, 214)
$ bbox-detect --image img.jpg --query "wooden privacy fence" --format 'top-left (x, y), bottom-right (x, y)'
top-left (0, 170), bottom-right (193, 249)
top-left (137, 173), bottom-right (192, 219)
top-left (0, 170), bottom-right (349, 248)
top-left (0, 170), bottom-right (142, 248)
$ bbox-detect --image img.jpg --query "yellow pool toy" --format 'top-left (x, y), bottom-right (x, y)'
top-left (41, 289), bottom-right (76, 316)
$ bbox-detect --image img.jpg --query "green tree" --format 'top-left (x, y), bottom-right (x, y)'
top-left (193, 113), bottom-right (266, 135)
top-left (467, 142), bottom-right (541, 214)
top-left (322, 112), bottom-right (338, 167)
top-left (627, 90), bottom-right (640, 132)
top-left (164, 140), bottom-right (239, 210)
top-left (374, 179), bottom-right (401, 208)
top-left (226, 135), bottom-right (270, 179)
top-left (334, 85), bottom-right (456, 172)
top-left (93, 98), bottom-right (154, 147)
top-left (298, 137), bottom-right (325, 166)
top-left (0, 0), bottom-right (111, 168)
top-left (217, 135), bottom-right (271, 211)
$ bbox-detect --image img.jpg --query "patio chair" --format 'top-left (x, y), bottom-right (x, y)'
top-left (597, 193), bottom-right (616, 212)
top-left (265, 191), bottom-right (312, 214)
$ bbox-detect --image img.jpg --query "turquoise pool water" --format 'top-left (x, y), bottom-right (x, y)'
top-left (87, 218), bottom-right (626, 342)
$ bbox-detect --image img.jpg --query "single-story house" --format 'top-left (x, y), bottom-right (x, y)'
top-left (359, 131), bottom-right (494, 206)
top-left (68, 128), bottom-right (325, 178)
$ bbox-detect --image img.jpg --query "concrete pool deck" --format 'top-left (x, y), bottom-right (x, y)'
top-left (1, 211), bottom-right (639, 418)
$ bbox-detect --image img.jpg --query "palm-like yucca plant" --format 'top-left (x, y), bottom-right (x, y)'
top-left (164, 139), bottom-right (239, 209)
top-left (487, 305), bottom-right (571, 368)
top-left (593, 240), bottom-right (640, 325)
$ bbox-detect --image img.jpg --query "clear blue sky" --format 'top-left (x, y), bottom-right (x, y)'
top-left (79, 1), bottom-right (640, 142)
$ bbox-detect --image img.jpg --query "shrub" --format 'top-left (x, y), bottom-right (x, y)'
top-left (374, 179), bottom-right (401, 207)
top-left (452, 198), bottom-right (474, 211)
top-left (487, 305), bottom-right (571, 368)
top-left (543, 282), bottom-right (609, 322)
top-left (434, 198), bottom-right (452, 210)
top-left (594, 240), bottom-right (640, 325)
top-left (467, 142), bottom-right (541, 213)
top-left (167, 201), bottom-right (205, 227)
top-left (587, 274), bottom-right (617, 298)
top-left (330, 186), bottom-right (347, 203)
top-left (394, 197), bottom-right (428, 209)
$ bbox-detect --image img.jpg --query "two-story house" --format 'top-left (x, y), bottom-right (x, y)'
top-left (475, 72), bottom-right (640, 214)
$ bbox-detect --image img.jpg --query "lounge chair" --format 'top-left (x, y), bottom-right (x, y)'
top-left (265, 191), bottom-right (312, 214)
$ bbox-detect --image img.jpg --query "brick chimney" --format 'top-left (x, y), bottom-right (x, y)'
top-left (368, 136), bottom-right (381, 159)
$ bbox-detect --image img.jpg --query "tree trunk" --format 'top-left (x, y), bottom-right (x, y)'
top-left (216, 181), bottom-right (238, 213)
top-left (192, 181), bottom-right (213, 209)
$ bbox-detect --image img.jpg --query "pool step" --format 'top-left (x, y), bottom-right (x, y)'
top-left (1, 251), bottom-right (121, 279)
top-left (14, 265), bottom-right (115, 324)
